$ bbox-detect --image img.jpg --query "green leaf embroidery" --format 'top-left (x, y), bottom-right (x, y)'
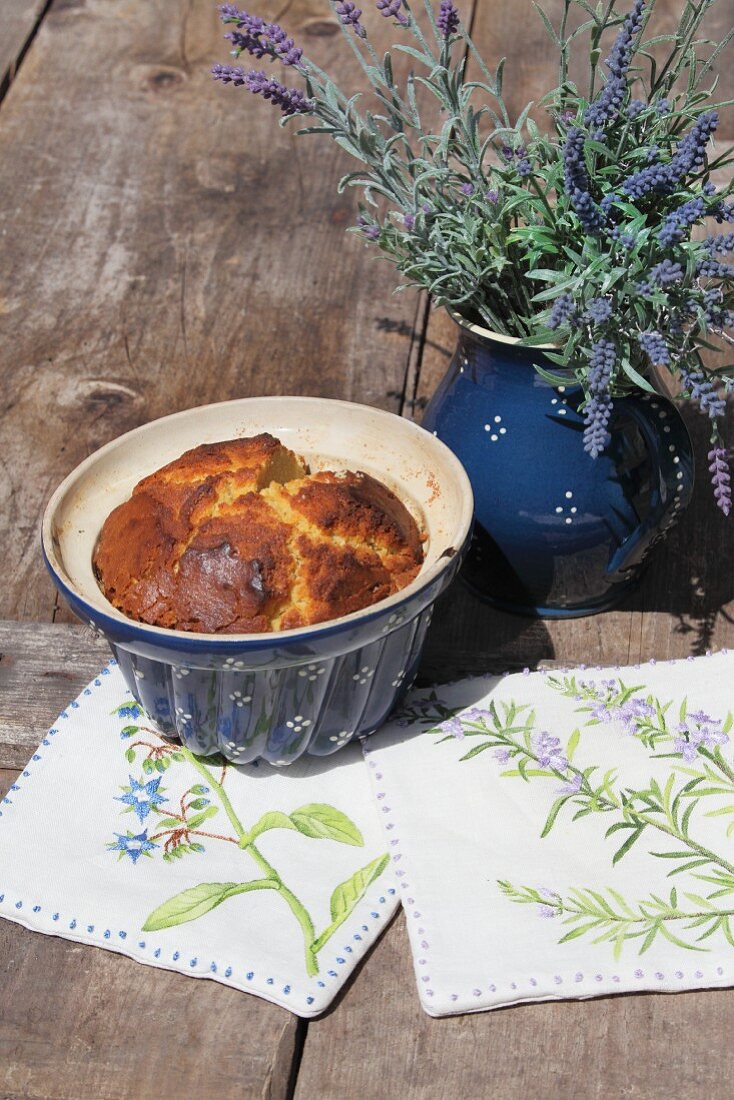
top-left (311, 853), bottom-right (390, 954)
top-left (142, 880), bottom-right (276, 931)
top-left (330, 853), bottom-right (390, 923)
top-left (249, 810), bottom-right (297, 840)
top-left (290, 804), bottom-right (364, 846)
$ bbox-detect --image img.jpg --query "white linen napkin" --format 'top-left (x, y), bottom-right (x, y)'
top-left (0, 662), bottom-right (397, 1018)
top-left (364, 650), bottom-right (734, 1017)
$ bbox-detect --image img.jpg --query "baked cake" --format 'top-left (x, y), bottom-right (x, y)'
top-left (93, 433), bottom-right (424, 633)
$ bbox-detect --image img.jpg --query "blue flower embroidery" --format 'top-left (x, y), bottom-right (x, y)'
top-left (108, 830), bottom-right (158, 864)
top-left (116, 775), bottom-right (167, 823)
top-left (114, 702), bottom-right (144, 720)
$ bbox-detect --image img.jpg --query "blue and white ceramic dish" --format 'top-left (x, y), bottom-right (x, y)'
top-left (42, 397), bottom-right (473, 764)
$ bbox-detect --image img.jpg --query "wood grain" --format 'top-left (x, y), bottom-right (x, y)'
top-left (0, 0), bottom-right (49, 98)
top-left (0, 898), bottom-right (298, 1100)
top-left (296, 912), bottom-right (734, 1100)
top-left (0, 0), bottom-right (426, 624)
top-left (0, 620), bottom-right (111, 768)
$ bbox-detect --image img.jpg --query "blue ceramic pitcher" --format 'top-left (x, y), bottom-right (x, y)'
top-left (422, 314), bottom-right (695, 617)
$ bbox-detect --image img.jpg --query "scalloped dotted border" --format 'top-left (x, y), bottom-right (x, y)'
top-left (363, 647), bottom-right (734, 1012)
top-left (0, 662), bottom-right (397, 1016)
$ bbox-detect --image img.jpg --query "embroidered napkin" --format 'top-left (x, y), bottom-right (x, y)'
top-left (365, 650), bottom-right (734, 1016)
top-left (0, 662), bottom-right (397, 1018)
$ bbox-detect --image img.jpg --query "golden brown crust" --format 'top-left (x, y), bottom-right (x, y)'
top-left (93, 435), bottom-right (424, 634)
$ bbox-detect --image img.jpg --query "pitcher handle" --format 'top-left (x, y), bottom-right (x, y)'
top-left (605, 397), bottom-right (694, 582)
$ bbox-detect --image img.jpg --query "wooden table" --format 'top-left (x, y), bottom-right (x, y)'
top-left (1, 0), bottom-right (733, 1095)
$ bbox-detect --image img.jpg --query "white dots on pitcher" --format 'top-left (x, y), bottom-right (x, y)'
top-left (555, 492), bottom-right (577, 524)
top-left (484, 415), bottom-right (505, 442)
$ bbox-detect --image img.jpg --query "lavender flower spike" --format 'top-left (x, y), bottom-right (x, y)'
top-left (708, 448), bottom-right (732, 517)
top-left (583, 339), bottom-right (616, 457)
top-left (563, 128), bottom-right (605, 235)
top-left (437, 0), bottom-right (460, 38)
top-left (336, 1), bottom-right (367, 37)
top-left (377, 0), bottom-right (409, 26)
top-left (221, 7), bottom-right (304, 68)
top-left (680, 364), bottom-right (726, 421)
top-left (213, 66), bottom-right (313, 115)
top-left (584, 0), bottom-right (645, 129)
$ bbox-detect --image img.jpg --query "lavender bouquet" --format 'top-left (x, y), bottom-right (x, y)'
top-left (214, 0), bottom-right (734, 513)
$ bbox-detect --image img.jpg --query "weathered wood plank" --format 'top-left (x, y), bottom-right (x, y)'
top-left (0, 887), bottom-right (298, 1100)
top-left (0, 620), bottom-right (110, 768)
top-left (0, 0), bottom-right (48, 99)
top-left (0, 0), bottom-right (425, 624)
top-left (296, 912), bottom-right (734, 1100)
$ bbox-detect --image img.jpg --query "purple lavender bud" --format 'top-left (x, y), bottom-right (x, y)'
top-left (622, 112), bottom-right (718, 200)
top-left (264, 22), bottom-right (304, 66)
top-left (459, 182), bottom-right (474, 196)
top-left (221, 9), bottom-right (304, 67)
top-left (704, 181), bottom-right (717, 196)
top-left (421, 202), bottom-right (432, 213)
top-left (403, 213), bottom-right (415, 230)
top-left (377, 0), bottom-right (409, 25)
top-left (638, 330), bottom-right (670, 366)
top-left (485, 189), bottom-right (499, 203)
top-left (227, 68), bottom-right (313, 114)
top-left (639, 258), bottom-right (683, 293)
top-left (584, 297), bottom-right (613, 326)
top-left (336, 1), bottom-right (367, 37)
top-left (219, 3), bottom-right (247, 20)
top-left (697, 257), bottom-right (734, 279)
top-left (212, 63), bottom-right (247, 85)
top-left (671, 111), bottom-right (719, 176)
top-left (517, 158), bottom-right (532, 177)
top-left (548, 293), bottom-right (579, 330)
top-left (584, 0), bottom-right (645, 129)
top-left (436, 0), bottom-right (460, 38)
top-left (680, 364), bottom-right (726, 420)
top-left (655, 97), bottom-right (670, 114)
top-left (358, 220), bottom-right (380, 240)
top-left (708, 448), bottom-right (732, 516)
top-left (713, 200), bottom-right (734, 224)
top-left (701, 286), bottom-right (734, 329)
top-left (563, 128), bottom-right (605, 235)
top-left (583, 339), bottom-right (616, 457)
top-left (627, 99), bottom-right (646, 120)
top-left (500, 145), bottom-right (514, 160)
top-left (658, 196), bottom-right (705, 247)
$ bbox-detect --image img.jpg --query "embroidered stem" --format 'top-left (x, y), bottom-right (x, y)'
top-left (178, 745), bottom-right (319, 977)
